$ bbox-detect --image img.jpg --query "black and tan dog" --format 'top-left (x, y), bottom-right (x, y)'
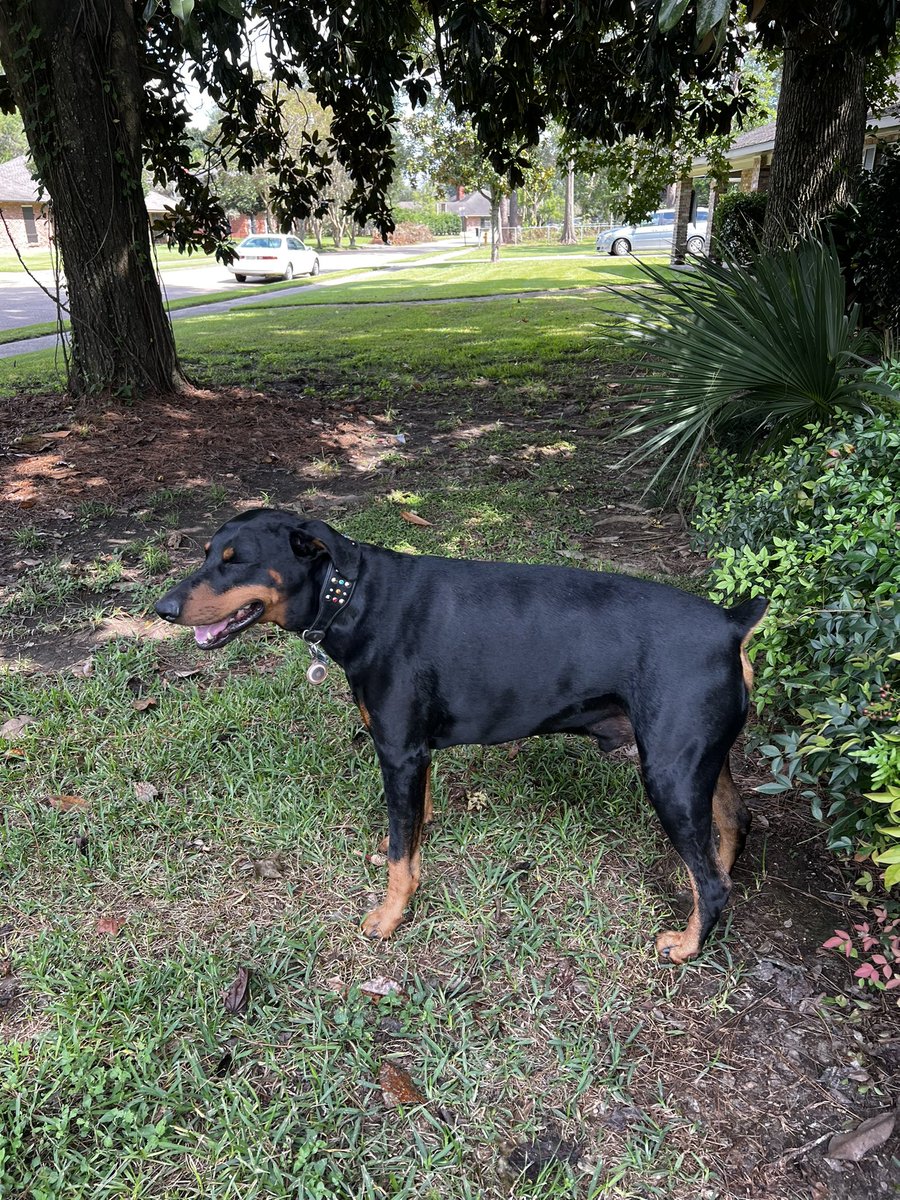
top-left (155, 508), bottom-right (767, 962)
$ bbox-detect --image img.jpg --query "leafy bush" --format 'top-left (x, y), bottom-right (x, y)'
top-left (394, 209), bottom-right (461, 235)
top-left (610, 237), bottom-right (883, 493)
top-left (713, 189), bottom-right (767, 263)
top-left (830, 143), bottom-right (900, 334)
top-left (691, 414), bottom-right (900, 882)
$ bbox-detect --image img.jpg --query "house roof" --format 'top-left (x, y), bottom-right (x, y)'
top-left (0, 154), bottom-right (44, 202)
top-left (0, 155), bottom-right (179, 214)
top-left (144, 190), bottom-right (176, 214)
top-left (444, 192), bottom-right (492, 217)
top-left (693, 105), bottom-right (900, 176)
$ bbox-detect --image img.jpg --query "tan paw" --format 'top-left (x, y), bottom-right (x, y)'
top-left (361, 906), bottom-right (404, 939)
top-left (655, 929), bottom-right (700, 964)
top-left (376, 833), bottom-right (389, 854)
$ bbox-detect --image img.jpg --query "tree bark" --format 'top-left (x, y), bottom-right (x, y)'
top-left (560, 160), bottom-right (577, 244)
top-left (762, 28), bottom-right (867, 249)
top-left (508, 189), bottom-right (520, 243)
top-left (489, 187), bottom-right (501, 262)
top-left (0, 0), bottom-right (182, 396)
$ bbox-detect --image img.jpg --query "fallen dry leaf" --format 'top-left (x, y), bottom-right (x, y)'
top-left (378, 1061), bottom-right (425, 1108)
top-left (401, 510), bottom-right (432, 527)
top-left (1, 716), bottom-right (37, 740)
top-left (73, 657), bottom-right (94, 678)
top-left (361, 976), bottom-right (406, 1002)
top-left (131, 697), bottom-right (157, 712)
top-left (46, 794), bottom-right (90, 812)
top-left (827, 1111), bottom-right (895, 1161)
top-left (132, 782), bottom-right (158, 802)
top-left (223, 966), bottom-right (250, 1015)
top-left (96, 915), bottom-right (126, 936)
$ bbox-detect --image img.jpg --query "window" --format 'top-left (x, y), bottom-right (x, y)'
top-left (862, 144), bottom-right (877, 172)
top-left (241, 236), bottom-right (283, 248)
top-left (287, 237), bottom-right (304, 250)
top-left (21, 205), bottom-right (38, 244)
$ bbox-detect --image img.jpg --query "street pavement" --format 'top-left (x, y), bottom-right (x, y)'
top-left (0, 238), bottom-right (472, 356)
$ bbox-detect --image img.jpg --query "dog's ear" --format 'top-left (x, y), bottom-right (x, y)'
top-left (289, 519), bottom-right (360, 577)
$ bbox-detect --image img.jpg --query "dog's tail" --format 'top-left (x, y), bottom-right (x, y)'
top-left (728, 595), bottom-right (769, 692)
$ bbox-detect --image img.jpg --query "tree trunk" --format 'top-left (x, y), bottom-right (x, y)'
top-left (498, 194), bottom-right (510, 243)
top-left (762, 28), bottom-right (867, 249)
top-left (560, 160), bottom-right (577, 244)
top-left (0, 0), bottom-right (181, 396)
top-left (508, 190), bottom-right (520, 243)
top-left (489, 189), bottom-right (501, 262)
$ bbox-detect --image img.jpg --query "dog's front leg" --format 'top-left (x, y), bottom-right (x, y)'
top-left (362, 745), bottom-right (431, 939)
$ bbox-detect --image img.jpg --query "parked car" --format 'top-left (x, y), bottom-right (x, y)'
top-left (228, 234), bottom-right (320, 282)
top-left (596, 208), bottom-right (708, 256)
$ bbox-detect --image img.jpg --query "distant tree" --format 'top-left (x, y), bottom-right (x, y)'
top-left (0, 107), bottom-right (25, 162)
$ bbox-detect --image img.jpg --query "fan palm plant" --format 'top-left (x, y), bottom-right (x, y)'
top-left (609, 238), bottom-right (889, 495)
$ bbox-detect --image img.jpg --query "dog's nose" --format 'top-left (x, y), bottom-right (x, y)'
top-left (154, 594), bottom-right (182, 622)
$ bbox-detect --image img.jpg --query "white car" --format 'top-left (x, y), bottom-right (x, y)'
top-left (228, 234), bottom-right (320, 282)
top-left (596, 208), bottom-right (708, 255)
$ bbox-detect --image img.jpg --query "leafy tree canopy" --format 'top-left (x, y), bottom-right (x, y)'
top-left (1, 0), bottom-right (759, 256)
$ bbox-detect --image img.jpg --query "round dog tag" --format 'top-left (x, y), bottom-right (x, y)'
top-left (307, 660), bottom-right (329, 685)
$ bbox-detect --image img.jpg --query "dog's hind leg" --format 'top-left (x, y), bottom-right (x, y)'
top-left (640, 743), bottom-right (733, 964)
top-left (712, 758), bottom-right (751, 875)
top-left (362, 745), bottom-right (431, 939)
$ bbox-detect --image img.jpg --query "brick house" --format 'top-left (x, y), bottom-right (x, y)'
top-left (0, 154), bottom-right (52, 252)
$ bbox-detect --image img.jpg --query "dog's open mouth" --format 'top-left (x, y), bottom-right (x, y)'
top-left (192, 601), bottom-right (265, 649)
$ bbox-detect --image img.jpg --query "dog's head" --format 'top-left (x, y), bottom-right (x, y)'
top-left (153, 508), bottom-right (359, 649)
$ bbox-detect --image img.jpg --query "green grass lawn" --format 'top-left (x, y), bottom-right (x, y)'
top-left (247, 254), bottom-right (653, 308)
top-left (0, 288), bottom-right (629, 398)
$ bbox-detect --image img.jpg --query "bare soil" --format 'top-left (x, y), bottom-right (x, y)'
top-left (1, 376), bottom-right (897, 1198)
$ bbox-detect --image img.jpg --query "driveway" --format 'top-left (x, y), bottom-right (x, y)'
top-left (0, 238), bottom-right (467, 334)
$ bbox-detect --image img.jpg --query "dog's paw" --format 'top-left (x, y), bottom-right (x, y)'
top-left (655, 929), bottom-right (700, 964)
top-left (361, 906), bottom-right (403, 939)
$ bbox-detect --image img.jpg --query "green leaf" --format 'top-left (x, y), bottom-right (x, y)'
top-left (169, 0), bottom-right (194, 21)
top-left (873, 845), bottom-right (900, 864)
top-left (884, 862), bottom-right (900, 888)
top-left (658, 0), bottom-right (691, 33)
top-left (696, 0), bottom-right (730, 39)
top-left (217, 0), bottom-right (244, 16)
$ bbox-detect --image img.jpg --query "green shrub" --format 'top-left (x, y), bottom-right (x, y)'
top-left (831, 143), bottom-right (900, 335)
top-left (394, 209), bottom-right (461, 235)
top-left (691, 414), bottom-right (900, 882)
top-left (713, 189), bottom-right (767, 263)
top-left (610, 237), bottom-right (884, 493)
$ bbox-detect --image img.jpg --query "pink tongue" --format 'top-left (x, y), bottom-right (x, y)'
top-left (194, 618), bottom-right (231, 645)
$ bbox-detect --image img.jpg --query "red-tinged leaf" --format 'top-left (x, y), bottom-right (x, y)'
top-left (223, 966), bottom-right (250, 1015)
top-left (46, 794), bottom-right (90, 812)
top-left (132, 697), bottom-right (157, 712)
top-left (378, 1061), bottom-right (425, 1108)
top-left (361, 976), bottom-right (406, 1002)
top-left (853, 963), bottom-right (878, 980)
top-left (885, 977), bottom-right (900, 989)
top-left (96, 915), bottom-right (126, 936)
top-left (1, 716), bottom-right (37, 740)
top-left (822, 935), bottom-right (850, 951)
top-left (401, 510), bottom-right (432, 527)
